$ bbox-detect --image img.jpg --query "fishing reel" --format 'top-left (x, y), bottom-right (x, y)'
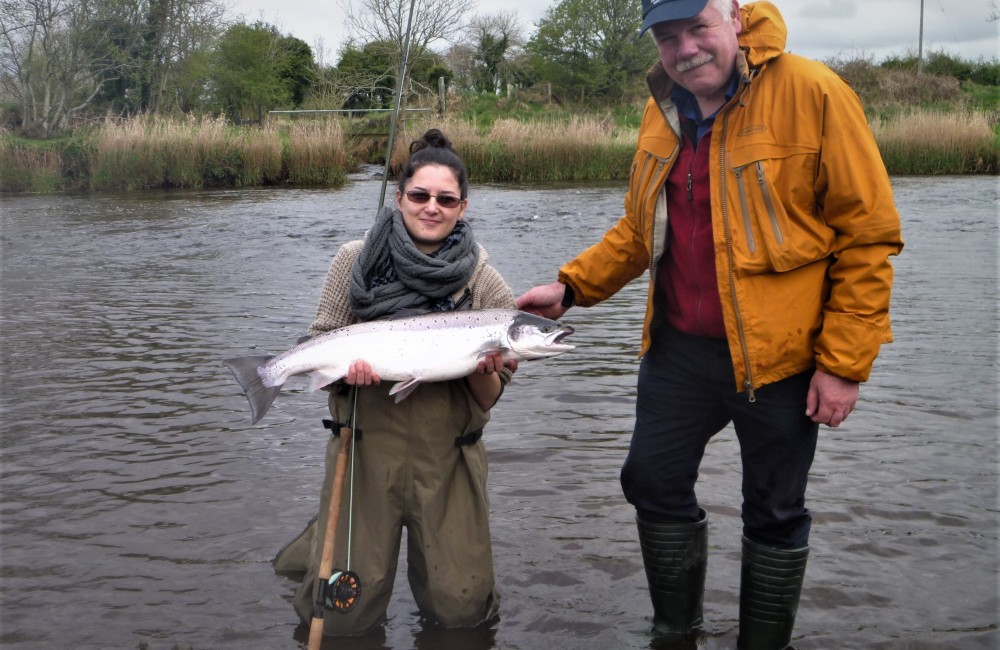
top-left (324, 569), bottom-right (361, 613)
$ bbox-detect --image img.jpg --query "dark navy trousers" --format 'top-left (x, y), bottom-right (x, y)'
top-left (621, 326), bottom-right (818, 549)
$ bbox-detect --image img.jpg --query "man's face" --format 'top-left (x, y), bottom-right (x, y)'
top-left (650, 1), bottom-right (742, 102)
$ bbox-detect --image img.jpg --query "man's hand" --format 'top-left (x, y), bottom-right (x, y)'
top-left (805, 369), bottom-right (859, 427)
top-left (516, 281), bottom-right (569, 320)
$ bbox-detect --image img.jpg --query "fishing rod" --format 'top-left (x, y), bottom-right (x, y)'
top-left (308, 2), bottom-right (417, 647)
top-left (377, 0), bottom-right (418, 209)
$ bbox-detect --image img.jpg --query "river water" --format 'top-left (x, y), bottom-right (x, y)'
top-left (1, 175), bottom-right (997, 649)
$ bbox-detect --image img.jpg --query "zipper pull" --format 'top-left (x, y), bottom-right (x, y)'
top-left (744, 381), bottom-right (756, 403)
top-left (686, 171), bottom-right (693, 202)
top-left (756, 161), bottom-right (765, 186)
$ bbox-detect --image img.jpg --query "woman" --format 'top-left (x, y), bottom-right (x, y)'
top-left (276, 128), bottom-right (517, 636)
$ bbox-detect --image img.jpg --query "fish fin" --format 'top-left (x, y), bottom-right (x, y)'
top-left (476, 346), bottom-right (511, 361)
top-left (389, 377), bottom-right (422, 403)
top-left (307, 370), bottom-right (343, 392)
top-left (223, 355), bottom-right (281, 425)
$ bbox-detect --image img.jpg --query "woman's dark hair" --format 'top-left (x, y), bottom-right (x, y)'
top-left (397, 128), bottom-right (469, 199)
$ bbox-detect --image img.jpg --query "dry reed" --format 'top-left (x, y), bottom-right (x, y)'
top-left (0, 143), bottom-right (63, 192)
top-left (2, 110), bottom-right (995, 194)
top-left (872, 109), bottom-right (998, 174)
top-left (284, 119), bottom-right (350, 185)
top-left (89, 115), bottom-right (300, 189)
top-left (393, 116), bottom-right (637, 182)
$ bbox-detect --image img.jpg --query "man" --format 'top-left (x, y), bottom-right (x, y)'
top-left (515, 1), bottom-right (903, 648)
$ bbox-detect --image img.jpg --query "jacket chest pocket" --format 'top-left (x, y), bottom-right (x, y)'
top-left (729, 150), bottom-right (834, 273)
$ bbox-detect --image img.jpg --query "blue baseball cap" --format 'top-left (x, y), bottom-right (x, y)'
top-left (640, 0), bottom-right (710, 35)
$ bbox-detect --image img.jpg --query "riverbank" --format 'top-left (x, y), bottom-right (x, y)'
top-left (1, 108), bottom-right (996, 193)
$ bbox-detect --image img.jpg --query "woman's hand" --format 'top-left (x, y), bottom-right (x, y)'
top-left (466, 351), bottom-right (516, 411)
top-left (346, 360), bottom-right (380, 386)
top-left (475, 351), bottom-right (518, 375)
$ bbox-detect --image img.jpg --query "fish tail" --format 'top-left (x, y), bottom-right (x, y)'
top-left (223, 355), bottom-right (280, 424)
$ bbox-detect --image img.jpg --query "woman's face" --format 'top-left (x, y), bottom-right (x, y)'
top-left (396, 163), bottom-right (467, 254)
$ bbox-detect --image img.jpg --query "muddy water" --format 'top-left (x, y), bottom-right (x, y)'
top-left (1, 175), bottom-right (996, 649)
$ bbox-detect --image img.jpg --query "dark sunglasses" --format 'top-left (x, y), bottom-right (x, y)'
top-left (404, 190), bottom-right (464, 209)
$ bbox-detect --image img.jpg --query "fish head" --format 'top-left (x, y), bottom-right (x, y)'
top-left (506, 311), bottom-right (576, 360)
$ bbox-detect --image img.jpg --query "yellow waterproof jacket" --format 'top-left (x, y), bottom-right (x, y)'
top-left (558, 1), bottom-right (903, 395)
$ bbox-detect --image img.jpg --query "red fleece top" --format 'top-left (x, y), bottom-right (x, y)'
top-left (656, 122), bottom-right (726, 339)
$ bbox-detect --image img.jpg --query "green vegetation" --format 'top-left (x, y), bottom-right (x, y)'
top-left (0, 0), bottom-right (996, 193)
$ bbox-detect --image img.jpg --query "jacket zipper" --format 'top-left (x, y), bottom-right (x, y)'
top-left (733, 166), bottom-right (756, 254)
top-left (647, 158), bottom-right (668, 275)
top-left (719, 115), bottom-right (756, 402)
top-left (755, 161), bottom-right (783, 244)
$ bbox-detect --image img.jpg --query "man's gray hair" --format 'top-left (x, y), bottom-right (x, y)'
top-left (712, 0), bottom-right (738, 24)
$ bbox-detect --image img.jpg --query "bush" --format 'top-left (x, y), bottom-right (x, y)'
top-left (0, 102), bottom-right (22, 133)
top-left (923, 51), bottom-right (974, 80)
top-left (969, 58), bottom-right (1000, 87)
top-left (830, 57), bottom-right (963, 113)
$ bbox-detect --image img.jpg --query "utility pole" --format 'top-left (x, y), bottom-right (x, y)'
top-left (917, 0), bottom-right (925, 73)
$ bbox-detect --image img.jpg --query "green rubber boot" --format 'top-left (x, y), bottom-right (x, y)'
top-left (737, 536), bottom-right (809, 650)
top-left (636, 510), bottom-right (708, 640)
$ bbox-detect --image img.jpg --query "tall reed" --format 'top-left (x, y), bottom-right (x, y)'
top-left (90, 115), bottom-right (265, 190)
top-left (284, 119), bottom-right (350, 185)
top-left (872, 109), bottom-right (998, 174)
top-left (242, 125), bottom-right (284, 185)
top-left (0, 142), bottom-right (63, 192)
top-left (393, 116), bottom-right (637, 183)
top-left (3, 109), bottom-right (995, 194)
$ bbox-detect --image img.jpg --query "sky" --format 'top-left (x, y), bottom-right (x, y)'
top-left (233, 0), bottom-right (999, 65)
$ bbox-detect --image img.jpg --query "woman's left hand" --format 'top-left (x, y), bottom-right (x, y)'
top-left (346, 359), bottom-right (381, 385)
top-left (475, 352), bottom-right (517, 375)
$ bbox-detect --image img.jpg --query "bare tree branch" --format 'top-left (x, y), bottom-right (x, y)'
top-left (339, 0), bottom-right (475, 99)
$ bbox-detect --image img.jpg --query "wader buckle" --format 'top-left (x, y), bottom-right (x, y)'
top-left (454, 429), bottom-right (483, 447)
top-left (322, 418), bottom-right (363, 441)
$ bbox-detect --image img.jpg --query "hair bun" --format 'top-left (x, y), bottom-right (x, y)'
top-left (410, 128), bottom-right (452, 154)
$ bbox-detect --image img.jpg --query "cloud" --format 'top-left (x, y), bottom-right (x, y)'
top-left (784, 0), bottom-right (999, 61)
top-left (235, 0), bottom-right (998, 64)
top-left (797, 1), bottom-right (858, 20)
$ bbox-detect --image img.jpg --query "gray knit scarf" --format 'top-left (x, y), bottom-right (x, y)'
top-left (349, 205), bottom-right (478, 321)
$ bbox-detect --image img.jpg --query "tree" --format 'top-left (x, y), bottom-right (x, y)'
top-left (208, 22), bottom-right (314, 122)
top-left (465, 11), bottom-right (527, 94)
top-left (339, 0), bottom-right (475, 99)
top-left (0, 0), bottom-right (130, 136)
top-left (133, 0), bottom-right (225, 114)
top-left (526, 0), bottom-right (655, 102)
top-left (276, 34), bottom-right (315, 107)
top-left (334, 39), bottom-right (395, 109)
top-left (330, 37), bottom-right (447, 110)
top-left (0, 0), bottom-right (226, 135)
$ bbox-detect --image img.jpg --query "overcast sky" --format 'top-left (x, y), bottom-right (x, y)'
top-left (234, 0), bottom-right (998, 65)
